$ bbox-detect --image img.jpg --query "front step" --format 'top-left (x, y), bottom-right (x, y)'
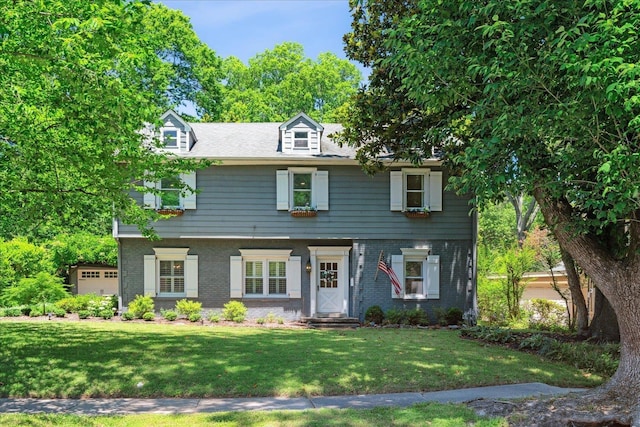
top-left (300, 316), bottom-right (361, 329)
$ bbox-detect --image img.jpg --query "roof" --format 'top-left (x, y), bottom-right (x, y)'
top-left (185, 122), bottom-right (357, 161)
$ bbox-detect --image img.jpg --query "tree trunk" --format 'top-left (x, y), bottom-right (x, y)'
top-left (534, 187), bottom-right (640, 412)
top-left (589, 287), bottom-right (620, 342)
top-left (559, 248), bottom-right (590, 338)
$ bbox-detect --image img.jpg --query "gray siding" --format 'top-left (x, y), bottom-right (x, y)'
top-left (351, 239), bottom-right (474, 323)
top-left (118, 165), bottom-right (473, 241)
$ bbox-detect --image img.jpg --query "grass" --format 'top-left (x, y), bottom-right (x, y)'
top-left (0, 403), bottom-right (507, 426)
top-left (0, 321), bottom-right (602, 399)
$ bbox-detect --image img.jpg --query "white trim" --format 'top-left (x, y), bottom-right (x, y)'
top-left (153, 247), bottom-right (190, 258)
top-left (308, 246), bottom-right (351, 317)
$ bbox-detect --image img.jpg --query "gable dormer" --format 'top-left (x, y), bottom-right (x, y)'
top-left (159, 110), bottom-right (197, 152)
top-left (279, 112), bottom-right (323, 155)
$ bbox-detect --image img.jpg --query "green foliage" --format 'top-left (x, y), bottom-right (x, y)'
top-left (47, 234), bottom-right (117, 274)
top-left (405, 308), bottom-right (429, 326)
top-left (1, 272), bottom-right (69, 307)
top-left (78, 310), bottom-right (91, 319)
top-left (207, 312), bottom-right (221, 323)
top-left (462, 326), bottom-right (619, 377)
top-left (98, 309), bottom-right (114, 320)
top-left (121, 311), bottom-right (134, 321)
top-left (494, 247), bottom-right (535, 320)
top-left (142, 312), bottom-right (155, 321)
top-left (364, 305), bottom-right (385, 324)
top-left (477, 277), bottom-right (509, 326)
top-left (0, 238), bottom-right (52, 293)
top-left (188, 312), bottom-right (202, 323)
top-left (128, 295), bottom-right (154, 319)
top-left (2, 307), bottom-right (22, 317)
top-left (222, 301), bottom-right (247, 323)
top-left (220, 42), bottom-right (361, 123)
top-left (384, 308), bottom-right (406, 325)
top-left (524, 299), bottom-right (568, 332)
top-left (55, 297), bottom-right (81, 313)
top-left (0, 1), bottom-right (221, 238)
top-left (160, 309), bottom-right (178, 321)
top-left (28, 303), bottom-right (58, 317)
top-left (434, 307), bottom-right (464, 326)
top-left (174, 299), bottom-right (202, 317)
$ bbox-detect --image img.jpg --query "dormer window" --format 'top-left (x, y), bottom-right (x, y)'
top-left (161, 129), bottom-right (178, 148)
top-left (294, 131), bottom-right (309, 148)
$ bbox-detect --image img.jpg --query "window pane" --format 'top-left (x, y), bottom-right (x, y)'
top-left (159, 261), bottom-right (172, 276)
top-left (269, 278), bottom-right (286, 294)
top-left (294, 131), bottom-right (308, 148)
top-left (293, 173), bottom-right (312, 190)
top-left (406, 175), bottom-right (423, 190)
top-left (173, 261), bottom-right (184, 277)
top-left (163, 130), bottom-right (178, 147)
top-left (405, 261), bottom-right (424, 295)
top-left (406, 192), bottom-right (424, 208)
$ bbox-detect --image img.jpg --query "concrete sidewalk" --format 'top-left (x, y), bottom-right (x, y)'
top-left (0, 383), bottom-right (585, 415)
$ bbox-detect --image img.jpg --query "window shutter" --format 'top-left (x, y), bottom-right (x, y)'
top-left (315, 171), bottom-right (329, 211)
top-left (287, 256), bottom-right (302, 298)
top-left (143, 255), bottom-right (156, 296)
top-left (181, 172), bottom-right (197, 210)
top-left (391, 254), bottom-right (404, 299)
top-left (429, 171), bottom-right (443, 211)
top-left (143, 181), bottom-right (156, 209)
top-left (390, 171), bottom-right (403, 211)
top-left (229, 255), bottom-right (243, 298)
top-left (185, 255), bottom-right (198, 298)
top-left (426, 255), bottom-right (440, 299)
top-left (276, 170), bottom-right (289, 210)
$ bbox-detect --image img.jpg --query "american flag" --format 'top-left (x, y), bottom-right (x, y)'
top-left (378, 256), bottom-right (402, 296)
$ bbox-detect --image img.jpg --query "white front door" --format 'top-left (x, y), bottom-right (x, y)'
top-left (317, 259), bottom-right (342, 313)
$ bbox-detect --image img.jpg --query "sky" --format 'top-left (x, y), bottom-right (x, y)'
top-left (160, 0), bottom-right (363, 73)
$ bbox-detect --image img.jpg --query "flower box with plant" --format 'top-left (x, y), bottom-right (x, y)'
top-left (290, 204), bottom-right (317, 217)
top-left (156, 208), bottom-right (184, 216)
top-left (404, 207), bottom-right (430, 218)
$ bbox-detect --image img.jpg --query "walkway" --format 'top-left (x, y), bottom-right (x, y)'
top-left (0, 383), bottom-right (585, 414)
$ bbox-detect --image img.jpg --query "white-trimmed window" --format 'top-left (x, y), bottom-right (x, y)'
top-left (161, 128), bottom-right (179, 148)
top-left (276, 168), bottom-right (329, 211)
top-left (143, 248), bottom-right (198, 298)
top-left (390, 249), bottom-right (440, 300)
top-left (293, 131), bottom-right (309, 148)
top-left (390, 169), bottom-right (443, 212)
top-left (143, 172), bottom-right (197, 210)
top-left (229, 250), bottom-right (301, 298)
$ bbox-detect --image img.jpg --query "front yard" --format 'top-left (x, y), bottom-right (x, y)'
top-left (0, 321), bottom-right (602, 399)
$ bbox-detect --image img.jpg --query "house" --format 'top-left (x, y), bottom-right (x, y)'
top-left (69, 264), bottom-right (119, 296)
top-left (114, 110), bottom-right (477, 322)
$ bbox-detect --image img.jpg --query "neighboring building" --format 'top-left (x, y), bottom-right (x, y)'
top-left (114, 111), bottom-right (477, 321)
top-left (69, 264), bottom-right (119, 296)
top-left (520, 268), bottom-right (594, 319)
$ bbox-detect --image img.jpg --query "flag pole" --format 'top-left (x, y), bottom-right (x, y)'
top-left (374, 250), bottom-right (383, 281)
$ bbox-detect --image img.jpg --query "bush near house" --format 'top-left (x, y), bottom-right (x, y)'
top-left (222, 301), bottom-right (247, 323)
top-left (364, 305), bottom-right (384, 324)
top-left (175, 299), bottom-right (202, 317)
top-left (128, 295), bottom-right (154, 319)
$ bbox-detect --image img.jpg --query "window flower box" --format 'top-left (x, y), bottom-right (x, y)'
top-left (404, 208), bottom-right (430, 218)
top-left (290, 207), bottom-right (317, 217)
top-left (156, 208), bottom-right (184, 216)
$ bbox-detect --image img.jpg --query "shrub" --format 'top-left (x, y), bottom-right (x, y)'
top-left (525, 299), bottom-right (567, 331)
top-left (142, 311), bottom-right (155, 321)
top-left (3, 307), bottom-right (22, 317)
top-left (99, 309), bottom-right (114, 320)
top-left (364, 305), bottom-right (384, 325)
top-left (477, 277), bottom-right (509, 326)
top-left (175, 299), bottom-right (202, 317)
top-left (406, 307), bottom-right (429, 326)
top-left (52, 306), bottom-right (66, 317)
top-left (161, 309), bottom-right (178, 321)
top-left (78, 310), bottom-right (91, 319)
top-left (128, 295), bottom-right (154, 319)
top-left (121, 311), bottom-right (134, 321)
top-left (1, 272), bottom-right (69, 307)
top-left (445, 307), bottom-right (463, 326)
top-left (385, 308), bottom-right (406, 325)
top-left (87, 295), bottom-right (117, 317)
top-left (256, 317), bottom-right (265, 324)
top-left (208, 312), bottom-right (221, 323)
top-left (222, 301), bottom-right (247, 323)
top-left (55, 297), bottom-right (80, 313)
top-left (28, 303), bottom-right (58, 317)
top-left (188, 312), bottom-right (202, 322)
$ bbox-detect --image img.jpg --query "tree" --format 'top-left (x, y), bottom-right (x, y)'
top-left (341, 0), bottom-right (640, 417)
top-left (0, 1), bottom-right (220, 238)
top-left (219, 42), bottom-right (361, 123)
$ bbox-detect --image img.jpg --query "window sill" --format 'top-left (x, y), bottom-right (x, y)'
top-left (155, 294), bottom-right (187, 299)
top-left (242, 296), bottom-right (290, 301)
top-left (403, 295), bottom-right (428, 300)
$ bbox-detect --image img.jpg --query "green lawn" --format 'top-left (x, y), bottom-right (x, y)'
top-left (0, 321), bottom-right (602, 398)
top-left (0, 403), bottom-right (507, 427)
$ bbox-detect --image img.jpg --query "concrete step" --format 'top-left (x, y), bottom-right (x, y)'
top-left (299, 317), bottom-right (361, 329)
